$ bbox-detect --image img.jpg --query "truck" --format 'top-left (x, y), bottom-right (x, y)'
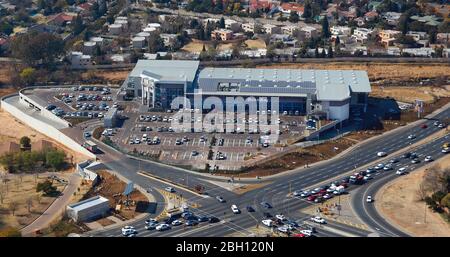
top-left (83, 140), bottom-right (97, 153)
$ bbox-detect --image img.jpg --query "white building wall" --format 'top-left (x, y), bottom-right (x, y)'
top-left (328, 103), bottom-right (349, 121)
top-left (1, 95), bottom-right (96, 159)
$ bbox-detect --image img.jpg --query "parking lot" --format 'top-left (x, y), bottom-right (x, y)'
top-left (26, 85), bottom-right (315, 171)
top-left (106, 108), bottom-right (308, 170)
top-left (27, 85), bottom-right (119, 121)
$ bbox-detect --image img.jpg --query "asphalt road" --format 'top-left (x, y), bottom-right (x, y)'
top-left (72, 105), bottom-right (449, 237)
top-left (351, 133), bottom-right (450, 237)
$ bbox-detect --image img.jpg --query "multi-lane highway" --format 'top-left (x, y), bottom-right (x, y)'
top-left (71, 104), bottom-right (449, 237)
top-left (351, 134), bottom-right (449, 237)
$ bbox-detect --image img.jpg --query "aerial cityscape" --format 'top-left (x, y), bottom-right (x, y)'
top-left (0, 0), bottom-right (449, 246)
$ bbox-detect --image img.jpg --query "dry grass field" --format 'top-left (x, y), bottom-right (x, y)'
top-left (181, 40), bottom-right (212, 53)
top-left (376, 156), bottom-right (450, 237)
top-left (259, 63), bottom-right (450, 81)
top-left (370, 85), bottom-right (450, 104)
top-left (244, 39), bottom-right (266, 49)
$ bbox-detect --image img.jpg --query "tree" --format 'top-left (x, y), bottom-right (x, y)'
top-left (335, 36), bottom-right (341, 45)
top-left (289, 11), bottom-right (299, 23)
top-left (0, 22), bottom-right (13, 36)
top-left (302, 0), bottom-right (312, 19)
top-left (45, 150), bottom-right (66, 171)
top-left (72, 15), bottom-right (85, 35)
top-left (9, 201), bottom-right (18, 216)
top-left (20, 136), bottom-right (31, 149)
top-left (19, 68), bottom-right (37, 86)
top-left (441, 193), bottom-right (450, 209)
top-left (320, 48), bottom-right (326, 58)
top-left (148, 34), bottom-right (166, 53)
top-left (11, 32), bottom-right (65, 68)
top-left (91, 2), bottom-right (100, 20)
top-left (26, 197), bottom-right (33, 213)
top-left (36, 180), bottom-right (57, 196)
top-left (321, 17), bottom-right (330, 39)
top-left (327, 46), bottom-right (333, 58)
top-left (315, 47), bottom-right (319, 58)
top-left (219, 17), bottom-right (225, 29)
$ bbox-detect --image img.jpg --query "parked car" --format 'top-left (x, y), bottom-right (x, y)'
top-left (260, 202), bottom-right (272, 209)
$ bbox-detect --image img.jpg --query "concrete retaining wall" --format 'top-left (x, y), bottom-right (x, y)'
top-left (1, 95), bottom-right (96, 159)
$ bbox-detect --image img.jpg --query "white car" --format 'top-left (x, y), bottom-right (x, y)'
top-left (231, 205), bottom-right (240, 214)
top-left (165, 187), bottom-right (175, 193)
top-left (121, 226), bottom-right (136, 236)
top-left (310, 216), bottom-right (326, 224)
top-left (277, 225), bottom-right (289, 233)
top-left (424, 156), bottom-right (433, 162)
top-left (156, 223), bottom-right (170, 231)
top-left (375, 163), bottom-right (384, 170)
top-left (171, 220), bottom-right (182, 226)
top-left (262, 219), bottom-right (273, 227)
top-left (377, 151), bottom-right (387, 157)
top-left (383, 164), bottom-right (393, 171)
top-left (363, 174), bottom-right (373, 180)
top-left (366, 196), bottom-right (373, 203)
top-left (442, 147), bottom-right (450, 153)
top-left (396, 167), bottom-right (407, 175)
top-left (407, 134), bottom-right (416, 140)
top-left (300, 230), bottom-right (312, 237)
top-left (275, 214), bottom-right (286, 221)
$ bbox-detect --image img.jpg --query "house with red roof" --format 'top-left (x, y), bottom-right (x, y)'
top-left (280, 2), bottom-right (304, 15)
top-left (364, 11), bottom-right (379, 21)
top-left (48, 13), bottom-right (75, 27)
top-left (249, 0), bottom-right (273, 12)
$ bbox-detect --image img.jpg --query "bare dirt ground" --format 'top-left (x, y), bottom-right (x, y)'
top-left (82, 170), bottom-right (148, 220)
top-left (371, 85), bottom-right (450, 104)
top-left (181, 40), bottom-right (212, 53)
top-left (233, 182), bottom-right (271, 195)
top-left (0, 109), bottom-right (89, 164)
top-left (81, 70), bottom-right (129, 84)
top-left (260, 63), bottom-right (450, 81)
top-left (244, 39), bottom-right (266, 49)
top-left (376, 155), bottom-right (450, 237)
top-left (0, 173), bottom-right (71, 229)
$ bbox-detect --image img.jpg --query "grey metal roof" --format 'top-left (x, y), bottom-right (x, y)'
top-left (67, 196), bottom-right (109, 212)
top-left (197, 67), bottom-right (370, 101)
top-left (130, 60), bottom-right (199, 83)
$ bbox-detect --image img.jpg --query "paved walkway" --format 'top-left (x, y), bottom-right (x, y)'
top-left (21, 172), bottom-right (81, 236)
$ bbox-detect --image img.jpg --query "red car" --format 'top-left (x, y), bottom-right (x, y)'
top-left (421, 124), bottom-right (428, 129)
top-left (307, 195), bottom-right (316, 201)
top-left (293, 233), bottom-right (306, 237)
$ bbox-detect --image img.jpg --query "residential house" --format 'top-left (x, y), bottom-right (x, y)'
top-left (352, 28), bottom-right (373, 44)
top-left (241, 23), bottom-right (260, 33)
top-left (386, 47), bottom-right (401, 56)
top-left (160, 34), bottom-right (178, 47)
top-left (331, 26), bottom-right (352, 36)
top-left (280, 2), bottom-right (304, 16)
top-left (225, 19), bottom-right (241, 32)
top-left (300, 26), bottom-right (318, 39)
top-left (437, 33), bottom-right (450, 45)
top-left (410, 15), bottom-right (442, 27)
top-left (364, 11), bottom-right (378, 22)
top-left (211, 29), bottom-right (234, 41)
top-left (70, 52), bottom-right (92, 68)
top-left (382, 12), bottom-right (401, 26)
top-left (281, 25), bottom-right (298, 36)
top-left (249, 0), bottom-right (273, 12)
top-left (402, 48), bottom-right (435, 57)
top-left (48, 13), bottom-right (75, 27)
top-left (378, 30), bottom-right (401, 47)
top-left (262, 24), bottom-right (281, 35)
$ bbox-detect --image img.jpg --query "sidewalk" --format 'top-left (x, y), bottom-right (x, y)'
top-left (21, 172), bottom-right (81, 236)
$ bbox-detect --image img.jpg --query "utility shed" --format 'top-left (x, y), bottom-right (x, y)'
top-left (104, 107), bottom-right (118, 128)
top-left (66, 196), bottom-right (110, 222)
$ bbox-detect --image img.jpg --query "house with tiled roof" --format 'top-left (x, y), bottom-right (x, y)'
top-left (280, 2), bottom-right (304, 15)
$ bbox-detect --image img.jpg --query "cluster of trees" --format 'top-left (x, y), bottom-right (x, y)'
top-left (418, 166), bottom-right (450, 218)
top-left (36, 180), bottom-right (59, 196)
top-left (186, 0), bottom-right (242, 16)
top-left (11, 31), bottom-right (64, 68)
top-left (92, 0), bottom-right (107, 20)
top-left (0, 147), bottom-right (67, 173)
top-left (302, 0), bottom-right (328, 22)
